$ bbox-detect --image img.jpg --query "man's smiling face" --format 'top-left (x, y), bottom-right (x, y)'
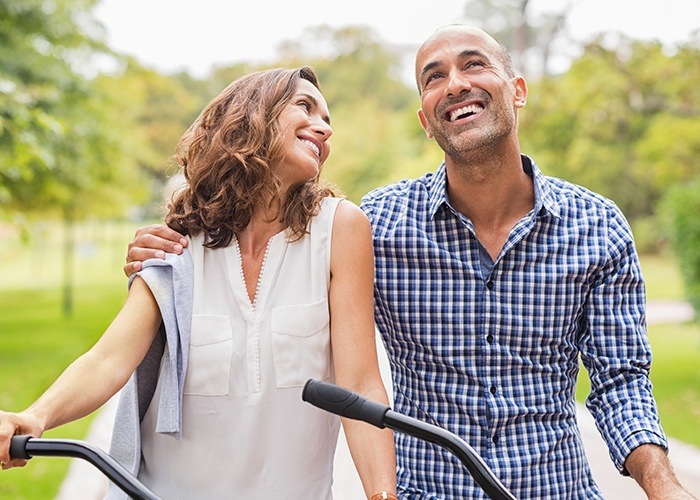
top-left (415, 26), bottom-right (526, 159)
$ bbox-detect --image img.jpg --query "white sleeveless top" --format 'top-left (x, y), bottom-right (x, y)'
top-left (138, 197), bottom-right (342, 499)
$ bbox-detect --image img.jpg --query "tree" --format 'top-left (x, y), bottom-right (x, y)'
top-left (459, 0), bottom-right (576, 77)
top-left (276, 25), bottom-right (415, 111)
top-left (661, 179), bottom-right (700, 318)
top-left (521, 36), bottom-right (700, 222)
top-left (1, 0), bottom-right (106, 213)
top-left (98, 60), bottom-right (207, 215)
top-left (0, 0), bottom-right (149, 314)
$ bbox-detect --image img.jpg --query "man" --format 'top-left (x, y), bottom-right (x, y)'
top-left (124, 25), bottom-right (693, 499)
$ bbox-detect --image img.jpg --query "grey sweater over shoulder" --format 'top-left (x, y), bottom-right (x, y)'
top-left (106, 250), bottom-right (193, 499)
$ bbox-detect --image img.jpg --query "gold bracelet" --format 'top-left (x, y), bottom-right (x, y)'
top-left (369, 493), bottom-right (398, 500)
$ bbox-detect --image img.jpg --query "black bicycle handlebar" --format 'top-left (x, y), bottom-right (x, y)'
top-left (302, 379), bottom-right (517, 500)
top-left (9, 435), bottom-right (162, 500)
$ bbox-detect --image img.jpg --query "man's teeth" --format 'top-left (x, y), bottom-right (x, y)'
top-left (449, 104), bottom-right (484, 122)
top-left (301, 139), bottom-right (320, 156)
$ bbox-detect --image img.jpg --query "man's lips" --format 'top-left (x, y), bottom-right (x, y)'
top-left (444, 102), bottom-right (485, 122)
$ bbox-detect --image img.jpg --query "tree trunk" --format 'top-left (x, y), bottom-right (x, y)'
top-left (62, 205), bottom-right (75, 317)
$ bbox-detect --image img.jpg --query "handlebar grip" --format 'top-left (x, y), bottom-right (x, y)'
top-left (302, 379), bottom-right (390, 428)
top-left (9, 435), bottom-right (32, 460)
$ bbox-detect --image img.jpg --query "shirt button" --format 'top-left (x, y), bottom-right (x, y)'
top-left (486, 334), bottom-right (494, 343)
top-left (490, 386), bottom-right (497, 394)
top-left (486, 281), bottom-right (494, 290)
top-left (492, 435), bottom-right (499, 444)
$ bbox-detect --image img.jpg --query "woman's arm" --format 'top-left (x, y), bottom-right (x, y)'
top-left (0, 277), bottom-right (162, 468)
top-left (329, 201), bottom-right (397, 499)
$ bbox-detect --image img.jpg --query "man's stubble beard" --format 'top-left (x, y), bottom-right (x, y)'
top-left (431, 106), bottom-right (517, 175)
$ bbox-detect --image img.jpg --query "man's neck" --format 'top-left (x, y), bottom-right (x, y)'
top-left (444, 150), bottom-right (535, 259)
top-left (446, 149), bottom-right (533, 219)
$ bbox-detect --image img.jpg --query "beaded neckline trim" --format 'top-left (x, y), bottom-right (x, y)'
top-left (233, 235), bottom-right (274, 309)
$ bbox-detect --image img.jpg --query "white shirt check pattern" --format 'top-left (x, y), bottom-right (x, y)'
top-left (361, 156), bottom-right (667, 499)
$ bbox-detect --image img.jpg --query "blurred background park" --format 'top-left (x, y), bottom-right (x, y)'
top-left (1, 0), bottom-right (699, 497)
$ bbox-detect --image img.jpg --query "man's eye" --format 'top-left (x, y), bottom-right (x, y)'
top-left (466, 61), bottom-right (486, 70)
top-left (424, 73), bottom-right (442, 85)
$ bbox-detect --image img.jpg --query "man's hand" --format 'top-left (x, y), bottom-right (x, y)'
top-left (124, 224), bottom-right (188, 277)
top-left (625, 444), bottom-right (697, 499)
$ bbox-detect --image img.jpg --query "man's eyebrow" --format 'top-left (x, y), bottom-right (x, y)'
top-left (419, 49), bottom-right (490, 80)
top-left (420, 60), bottom-right (442, 80)
top-left (298, 92), bottom-right (331, 125)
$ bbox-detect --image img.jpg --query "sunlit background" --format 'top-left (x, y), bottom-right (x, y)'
top-left (1, 0), bottom-right (699, 497)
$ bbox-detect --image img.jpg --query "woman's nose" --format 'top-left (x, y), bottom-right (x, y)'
top-left (313, 117), bottom-right (333, 140)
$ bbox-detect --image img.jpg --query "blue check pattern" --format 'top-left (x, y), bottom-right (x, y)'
top-left (361, 156), bottom-right (667, 499)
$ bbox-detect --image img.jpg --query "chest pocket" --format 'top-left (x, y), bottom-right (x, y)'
top-left (271, 298), bottom-right (331, 388)
top-left (184, 314), bottom-right (233, 396)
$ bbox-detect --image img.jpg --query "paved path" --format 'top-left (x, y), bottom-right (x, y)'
top-left (57, 300), bottom-right (699, 499)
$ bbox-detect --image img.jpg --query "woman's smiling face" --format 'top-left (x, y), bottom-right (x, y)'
top-left (274, 78), bottom-right (333, 189)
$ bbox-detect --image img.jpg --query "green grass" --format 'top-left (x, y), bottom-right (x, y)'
top-left (0, 220), bottom-right (135, 499)
top-left (646, 323), bottom-right (700, 445)
top-left (576, 322), bottom-right (700, 448)
top-left (0, 284), bottom-right (129, 498)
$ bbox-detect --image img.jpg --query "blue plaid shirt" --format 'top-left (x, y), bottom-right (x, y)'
top-left (361, 156), bottom-right (667, 499)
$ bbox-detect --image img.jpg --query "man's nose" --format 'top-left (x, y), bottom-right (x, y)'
top-left (445, 69), bottom-right (472, 97)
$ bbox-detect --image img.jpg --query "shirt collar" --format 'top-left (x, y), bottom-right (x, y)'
top-left (427, 162), bottom-right (449, 217)
top-left (526, 156), bottom-right (561, 218)
top-left (427, 155), bottom-right (561, 219)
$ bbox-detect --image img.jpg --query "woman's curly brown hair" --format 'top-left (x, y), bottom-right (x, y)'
top-left (165, 66), bottom-right (338, 248)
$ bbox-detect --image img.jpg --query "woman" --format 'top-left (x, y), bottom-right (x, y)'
top-left (0, 67), bottom-right (397, 499)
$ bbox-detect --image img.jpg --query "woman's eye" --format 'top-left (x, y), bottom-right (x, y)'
top-left (299, 100), bottom-right (311, 112)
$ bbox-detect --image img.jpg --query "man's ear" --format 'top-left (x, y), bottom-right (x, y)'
top-left (417, 108), bottom-right (433, 139)
top-left (514, 76), bottom-right (527, 108)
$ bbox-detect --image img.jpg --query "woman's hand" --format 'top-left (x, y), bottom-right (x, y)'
top-left (0, 411), bottom-right (44, 470)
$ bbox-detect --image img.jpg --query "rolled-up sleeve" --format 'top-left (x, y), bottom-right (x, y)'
top-left (580, 205), bottom-right (667, 473)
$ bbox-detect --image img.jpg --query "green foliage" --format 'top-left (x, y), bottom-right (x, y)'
top-left (275, 25), bottom-right (414, 111)
top-left (634, 114), bottom-right (700, 200)
top-left (659, 178), bottom-right (700, 314)
top-left (90, 61), bottom-right (211, 221)
top-left (117, 62), bottom-right (206, 178)
top-left (521, 37), bottom-right (700, 222)
top-left (0, 0), bottom-right (153, 221)
top-left (630, 216), bottom-right (665, 255)
top-left (520, 34), bottom-right (700, 307)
